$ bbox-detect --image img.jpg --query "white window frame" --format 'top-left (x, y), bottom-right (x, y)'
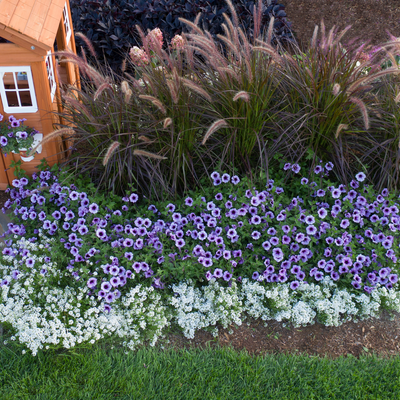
top-left (0, 66), bottom-right (38, 113)
top-left (63, 2), bottom-right (72, 46)
top-left (46, 51), bottom-right (57, 102)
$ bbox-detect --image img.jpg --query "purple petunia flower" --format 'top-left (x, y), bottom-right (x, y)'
top-left (284, 238), bottom-right (293, 248)
top-left (306, 225), bottom-right (317, 235)
top-left (89, 203), bottom-right (99, 214)
top-left (175, 238), bottom-right (185, 248)
top-left (252, 271), bottom-right (260, 280)
top-left (314, 165), bottom-right (323, 174)
top-left (284, 163), bottom-right (291, 170)
top-left (301, 177), bottom-right (308, 185)
top-left (210, 171), bottom-right (220, 180)
top-left (213, 178), bottom-right (222, 186)
top-left (110, 276), bottom-right (120, 287)
top-left (203, 258), bottom-right (213, 268)
top-left (231, 175), bottom-right (240, 185)
top-left (205, 271), bottom-right (213, 281)
top-left (185, 197), bottom-right (193, 206)
top-left (213, 268), bottom-right (223, 278)
top-left (339, 265), bottom-right (349, 274)
top-left (0, 136), bottom-right (7, 147)
top-left (296, 271), bottom-right (306, 281)
top-left (129, 193), bottom-right (139, 203)
top-left (352, 281), bottom-right (362, 289)
top-left (96, 228), bottom-right (107, 240)
top-left (26, 258), bottom-right (35, 268)
top-left (270, 236), bottom-right (280, 246)
top-left (330, 271), bottom-right (340, 281)
top-left (223, 271), bottom-right (232, 281)
top-left (250, 215), bottom-right (261, 225)
top-left (291, 164), bottom-right (301, 173)
top-left (314, 271), bottom-right (324, 281)
top-left (78, 225), bottom-right (89, 235)
top-left (221, 173), bottom-right (230, 183)
top-left (105, 292), bottom-right (116, 303)
top-left (87, 277), bottom-right (97, 288)
top-left (11, 270), bottom-right (20, 280)
top-left (290, 281), bottom-right (300, 290)
top-left (340, 219), bottom-right (350, 229)
top-left (65, 210), bottom-right (75, 221)
top-left (272, 248), bottom-right (284, 262)
top-left (101, 281), bottom-right (112, 292)
top-left (355, 172), bottom-right (366, 182)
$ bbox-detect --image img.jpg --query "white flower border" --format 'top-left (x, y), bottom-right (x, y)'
top-left (1, 237), bottom-right (400, 356)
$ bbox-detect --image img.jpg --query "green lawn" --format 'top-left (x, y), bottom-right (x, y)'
top-left (1, 337), bottom-right (399, 400)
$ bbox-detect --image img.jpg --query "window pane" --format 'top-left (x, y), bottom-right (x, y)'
top-left (5, 91), bottom-right (20, 107)
top-left (16, 72), bottom-right (29, 89)
top-left (19, 90), bottom-right (33, 106)
top-left (0, 66), bottom-right (38, 112)
top-left (3, 72), bottom-right (16, 89)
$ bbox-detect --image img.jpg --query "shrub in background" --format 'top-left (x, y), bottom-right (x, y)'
top-left (69, 0), bottom-right (297, 76)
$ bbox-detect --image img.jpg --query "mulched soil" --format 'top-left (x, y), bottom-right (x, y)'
top-left (280, 0), bottom-right (400, 59)
top-left (0, 191), bottom-right (9, 209)
top-left (160, 313), bottom-right (400, 359)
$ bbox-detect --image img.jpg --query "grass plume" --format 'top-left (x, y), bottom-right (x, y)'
top-left (133, 149), bottom-right (167, 160)
top-left (139, 95), bottom-right (167, 115)
top-left (27, 128), bottom-right (75, 157)
top-left (202, 119), bottom-right (229, 145)
top-left (102, 141), bottom-right (120, 166)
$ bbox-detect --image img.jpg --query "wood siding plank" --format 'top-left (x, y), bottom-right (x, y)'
top-left (0, 43), bottom-right (44, 62)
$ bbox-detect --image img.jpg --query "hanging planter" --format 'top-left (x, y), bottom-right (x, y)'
top-left (0, 115), bottom-right (42, 161)
top-left (14, 148), bottom-right (34, 162)
top-left (10, 133), bottom-right (43, 162)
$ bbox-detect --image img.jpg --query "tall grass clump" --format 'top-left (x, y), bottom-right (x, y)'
top-left (356, 45), bottom-right (400, 192)
top-left (46, 0), bottom-right (400, 199)
top-left (52, 42), bottom-right (174, 200)
top-left (174, 0), bottom-right (291, 177)
top-left (262, 21), bottom-right (400, 186)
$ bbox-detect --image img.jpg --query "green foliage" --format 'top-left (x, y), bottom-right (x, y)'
top-left (1, 342), bottom-right (400, 399)
top-left (9, 160), bottom-right (28, 179)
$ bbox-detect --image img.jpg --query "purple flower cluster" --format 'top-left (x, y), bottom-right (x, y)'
top-left (0, 114), bottom-right (38, 154)
top-left (2, 163), bottom-right (400, 313)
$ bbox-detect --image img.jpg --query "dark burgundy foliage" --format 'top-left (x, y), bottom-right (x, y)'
top-left (69, 0), bottom-right (297, 74)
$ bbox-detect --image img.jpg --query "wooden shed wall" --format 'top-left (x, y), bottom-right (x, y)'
top-left (0, 0), bottom-right (80, 189)
top-left (0, 43), bottom-right (64, 188)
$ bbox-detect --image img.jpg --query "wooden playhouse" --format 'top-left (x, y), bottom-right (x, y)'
top-left (0, 0), bottom-right (80, 189)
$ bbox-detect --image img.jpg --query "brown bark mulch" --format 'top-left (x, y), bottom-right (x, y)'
top-left (281, 0), bottom-right (400, 57)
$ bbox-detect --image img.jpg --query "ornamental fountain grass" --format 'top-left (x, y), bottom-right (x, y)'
top-left (51, 0), bottom-right (400, 201)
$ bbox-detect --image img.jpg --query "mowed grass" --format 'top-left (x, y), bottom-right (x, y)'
top-left (1, 337), bottom-right (400, 400)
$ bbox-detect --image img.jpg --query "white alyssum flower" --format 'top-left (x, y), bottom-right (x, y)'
top-left (169, 279), bottom-right (243, 339)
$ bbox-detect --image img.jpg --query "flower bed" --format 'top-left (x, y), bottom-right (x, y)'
top-left (0, 160), bottom-right (400, 355)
